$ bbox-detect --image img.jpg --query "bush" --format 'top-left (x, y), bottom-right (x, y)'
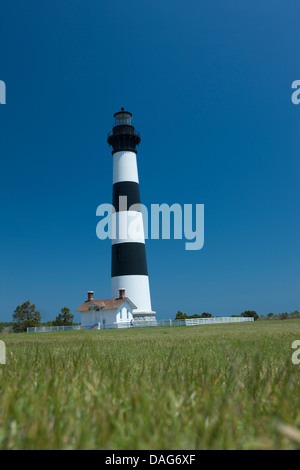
top-left (240, 310), bottom-right (259, 321)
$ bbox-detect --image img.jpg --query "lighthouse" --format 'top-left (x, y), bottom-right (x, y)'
top-left (107, 109), bottom-right (156, 322)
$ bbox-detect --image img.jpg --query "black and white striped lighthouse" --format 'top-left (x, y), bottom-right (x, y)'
top-left (107, 109), bottom-right (156, 322)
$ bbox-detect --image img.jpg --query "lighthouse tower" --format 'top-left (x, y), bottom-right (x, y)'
top-left (107, 109), bottom-right (156, 322)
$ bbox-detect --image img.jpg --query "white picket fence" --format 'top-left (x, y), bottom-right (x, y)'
top-left (27, 316), bottom-right (254, 333)
top-left (27, 325), bottom-right (86, 333)
top-left (185, 317), bottom-right (254, 326)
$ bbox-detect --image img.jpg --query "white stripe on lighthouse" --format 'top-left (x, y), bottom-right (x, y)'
top-left (111, 275), bottom-right (152, 312)
top-left (113, 151), bottom-right (139, 184)
top-left (112, 211), bottom-right (146, 245)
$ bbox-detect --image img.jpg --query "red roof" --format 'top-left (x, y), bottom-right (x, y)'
top-left (76, 297), bottom-right (136, 312)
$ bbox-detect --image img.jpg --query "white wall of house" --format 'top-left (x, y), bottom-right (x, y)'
top-left (80, 309), bottom-right (96, 327)
top-left (80, 300), bottom-right (134, 328)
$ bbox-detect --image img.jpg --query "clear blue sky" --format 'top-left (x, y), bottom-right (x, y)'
top-left (0, 0), bottom-right (299, 322)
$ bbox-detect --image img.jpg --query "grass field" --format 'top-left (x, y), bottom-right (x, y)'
top-left (0, 320), bottom-right (300, 450)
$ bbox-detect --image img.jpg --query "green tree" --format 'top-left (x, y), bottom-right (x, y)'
top-left (289, 310), bottom-right (300, 319)
top-left (53, 307), bottom-right (74, 326)
top-left (267, 313), bottom-right (274, 318)
top-left (240, 310), bottom-right (259, 321)
top-left (200, 312), bottom-right (212, 318)
top-left (13, 301), bottom-right (41, 332)
top-left (175, 311), bottom-right (186, 320)
top-left (279, 312), bottom-right (288, 320)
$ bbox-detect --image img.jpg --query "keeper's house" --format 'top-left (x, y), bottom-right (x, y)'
top-left (76, 289), bottom-right (136, 329)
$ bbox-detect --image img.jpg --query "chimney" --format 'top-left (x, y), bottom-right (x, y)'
top-left (87, 291), bottom-right (94, 302)
top-left (119, 288), bottom-right (125, 299)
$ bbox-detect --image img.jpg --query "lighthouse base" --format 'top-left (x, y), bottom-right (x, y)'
top-left (132, 311), bottom-right (157, 323)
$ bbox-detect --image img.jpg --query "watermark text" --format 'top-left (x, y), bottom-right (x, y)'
top-left (291, 80), bottom-right (300, 105)
top-left (0, 341), bottom-right (6, 365)
top-left (96, 199), bottom-right (204, 251)
top-left (292, 340), bottom-right (300, 365)
top-left (0, 80), bottom-right (6, 105)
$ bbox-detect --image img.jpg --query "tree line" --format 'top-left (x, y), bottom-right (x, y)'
top-left (11, 300), bottom-right (75, 333)
top-left (258, 310), bottom-right (300, 321)
top-left (175, 311), bottom-right (213, 320)
top-left (175, 309), bottom-right (300, 322)
top-left (175, 310), bottom-right (259, 321)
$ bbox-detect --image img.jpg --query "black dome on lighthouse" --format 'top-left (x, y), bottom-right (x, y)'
top-left (113, 107), bottom-right (132, 120)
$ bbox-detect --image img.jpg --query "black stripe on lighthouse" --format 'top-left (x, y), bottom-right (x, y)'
top-left (111, 243), bottom-right (148, 277)
top-left (112, 179), bottom-right (148, 278)
top-left (113, 181), bottom-right (141, 212)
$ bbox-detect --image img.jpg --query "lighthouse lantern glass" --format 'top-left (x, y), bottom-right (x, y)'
top-left (114, 112), bottom-right (133, 127)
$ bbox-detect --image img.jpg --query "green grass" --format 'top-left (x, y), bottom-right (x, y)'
top-left (0, 320), bottom-right (300, 450)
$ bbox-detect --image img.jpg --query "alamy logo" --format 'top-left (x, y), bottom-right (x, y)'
top-left (96, 199), bottom-right (204, 251)
top-left (0, 80), bottom-right (6, 105)
top-left (0, 341), bottom-right (6, 365)
top-left (292, 340), bottom-right (300, 365)
top-left (291, 80), bottom-right (300, 105)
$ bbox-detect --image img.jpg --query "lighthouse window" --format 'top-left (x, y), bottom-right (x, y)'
top-left (114, 113), bottom-right (132, 126)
